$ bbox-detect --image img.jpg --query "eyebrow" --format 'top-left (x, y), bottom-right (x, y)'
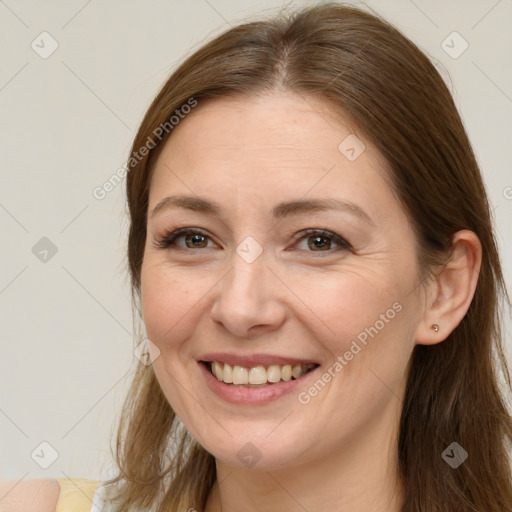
top-left (150, 195), bottom-right (375, 226)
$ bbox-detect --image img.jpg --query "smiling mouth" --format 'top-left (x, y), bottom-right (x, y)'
top-left (201, 361), bottom-right (319, 387)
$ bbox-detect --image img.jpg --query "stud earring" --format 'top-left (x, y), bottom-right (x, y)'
top-left (431, 323), bottom-right (440, 332)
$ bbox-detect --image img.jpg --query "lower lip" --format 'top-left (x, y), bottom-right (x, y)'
top-left (198, 362), bottom-right (319, 405)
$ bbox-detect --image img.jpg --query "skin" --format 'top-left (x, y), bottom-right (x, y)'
top-left (141, 92), bottom-right (481, 512)
top-left (0, 479), bottom-right (59, 512)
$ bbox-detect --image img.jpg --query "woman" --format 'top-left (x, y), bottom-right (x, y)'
top-left (3, 2), bottom-right (511, 511)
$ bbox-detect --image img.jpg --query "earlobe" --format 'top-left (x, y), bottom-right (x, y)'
top-left (415, 230), bottom-right (482, 346)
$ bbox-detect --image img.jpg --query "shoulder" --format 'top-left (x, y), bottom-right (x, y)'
top-left (0, 478), bottom-right (60, 512)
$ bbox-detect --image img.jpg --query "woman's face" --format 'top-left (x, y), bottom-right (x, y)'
top-left (141, 92), bottom-right (425, 470)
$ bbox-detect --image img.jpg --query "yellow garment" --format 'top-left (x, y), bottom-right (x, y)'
top-left (55, 478), bottom-right (101, 512)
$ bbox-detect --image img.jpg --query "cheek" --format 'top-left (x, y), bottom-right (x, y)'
top-left (295, 273), bottom-right (412, 434)
top-left (295, 265), bottom-right (402, 337)
top-left (140, 261), bottom-right (193, 346)
top-left (292, 262), bottom-right (414, 386)
top-left (140, 263), bottom-right (196, 408)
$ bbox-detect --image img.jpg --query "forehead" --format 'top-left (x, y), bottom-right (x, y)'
top-left (163, 92), bottom-right (360, 152)
top-left (149, 92), bottom-right (397, 222)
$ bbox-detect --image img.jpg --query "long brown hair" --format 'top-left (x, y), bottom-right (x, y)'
top-left (100, 3), bottom-right (512, 511)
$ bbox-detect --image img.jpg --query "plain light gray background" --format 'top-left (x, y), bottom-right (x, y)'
top-left (1, 0), bottom-right (511, 483)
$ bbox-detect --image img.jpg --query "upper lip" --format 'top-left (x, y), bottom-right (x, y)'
top-left (199, 352), bottom-right (320, 368)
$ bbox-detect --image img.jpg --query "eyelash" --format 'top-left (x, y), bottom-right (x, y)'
top-left (152, 227), bottom-right (352, 255)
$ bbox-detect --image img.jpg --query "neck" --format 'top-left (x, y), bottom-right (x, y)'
top-left (204, 395), bottom-right (404, 512)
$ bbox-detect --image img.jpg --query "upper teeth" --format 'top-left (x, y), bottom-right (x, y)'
top-left (210, 361), bottom-right (316, 385)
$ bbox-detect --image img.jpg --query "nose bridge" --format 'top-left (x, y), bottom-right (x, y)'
top-left (226, 233), bottom-right (268, 295)
top-left (224, 244), bottom-right (267, 309)
top-left (210, 241), bottom-right (285, 336)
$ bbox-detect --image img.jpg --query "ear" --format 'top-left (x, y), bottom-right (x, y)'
top-left (414, 230), bottom-right (482, 345)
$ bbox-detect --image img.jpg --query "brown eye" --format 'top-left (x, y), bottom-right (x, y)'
top-left (152, 227), bottom-right (351, 255)
top-left (153, 228), bottom-right (214, 250)
top-left (307, 235), bottom-right (331, 251)
top-left (182, 233), bottom-right (209, 248)
top-left (294, 229), bottom-right (351, 254)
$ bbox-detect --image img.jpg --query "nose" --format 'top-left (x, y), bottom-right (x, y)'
top-left (210, 251), bottom-right (287, 339)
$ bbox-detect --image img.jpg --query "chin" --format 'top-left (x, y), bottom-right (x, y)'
top-left (195, 428), bottom-right (313, 471)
